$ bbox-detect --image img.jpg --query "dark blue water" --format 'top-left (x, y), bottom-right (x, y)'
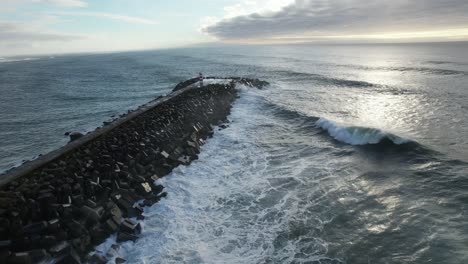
top-left (2, 43), bottom-right (468, 263)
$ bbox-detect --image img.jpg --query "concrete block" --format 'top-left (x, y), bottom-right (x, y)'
top-left (22, 221), bottom-right (47, 235)
top-left (119, 219), bottom-right (141, 235)
top-left (80, 206), bottom-right (104, 223)
top-left (89, 254), bottom-right (107, 264)
top-left (116, 232), bottom-right (138, 243)
top-left (7, 252), bottom-right (32, 264)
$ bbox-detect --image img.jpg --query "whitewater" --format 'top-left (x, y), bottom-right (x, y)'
top-left (95, 87), bottom-right (345, 263)
top-left (95, 82), bottom-right (468, 263)
top-left (315, 118), bottom-right (411, 145)
top-left (2, 43), bottom-right (468, 263)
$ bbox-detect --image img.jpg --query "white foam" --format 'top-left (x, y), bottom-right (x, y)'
top-left (186, 78), bottom-right (232, 89)
top-left (202, 78), bottom-right (232, 85)
top-left (92, 88), bottom-right (340, 263)
top-left (315, 117), bottom-right (410, 145)
top-left (0, 57), bottom-right (39, 63)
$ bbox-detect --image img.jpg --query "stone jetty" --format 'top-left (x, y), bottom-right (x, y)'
top-left (0, 78), bottom-right (268, 263)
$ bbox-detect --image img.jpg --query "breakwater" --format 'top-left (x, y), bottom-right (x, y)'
top-left (0, 78), bottom-right (266, 263)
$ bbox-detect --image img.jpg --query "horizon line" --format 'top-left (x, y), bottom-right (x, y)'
top-left (2, 40), bottom-right (468, 58)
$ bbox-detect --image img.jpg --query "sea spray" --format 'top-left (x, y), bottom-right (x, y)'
top-left (315, 118), bottom-right (410, 145)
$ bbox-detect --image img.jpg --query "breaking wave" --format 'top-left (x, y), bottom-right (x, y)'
top-left (315, 118), bottom-right (411, 146)
top-left (0, 57), bottom-right (39, 63)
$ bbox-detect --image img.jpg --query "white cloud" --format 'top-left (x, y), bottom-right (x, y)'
top-left (0, 0), bottom-right (87, 12)
top-left (32, 0), bottom-right (88, 7)
top-left (0, 0), bottom-right (24, 12)
top-left (223, 0), bottom-right (295, 18)
top-left (0, 20), bottom-right (82, 43)
top-left (201, 0), bottom-right (295, 30)
top-left (203, 0), bottom-right (468, 42)
top-left (51, 11), bottom-right (159, 25)
top-left (0, 4), bottom-right (158, 56)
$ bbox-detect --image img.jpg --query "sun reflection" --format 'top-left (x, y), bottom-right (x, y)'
top-left (352, 91), bottom-right (422, 139)
top-left (355, 173), bottom-right (402, 234)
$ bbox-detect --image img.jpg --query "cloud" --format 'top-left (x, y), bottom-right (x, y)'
top-left (0, 3), bottom-right (158, 55)
top-left (0, 21), bottom-right (82, 44)
top-left (0, 0), bottom-right (87, 12)
top-left (200, 0), bottom-right (294, 31)
top-left (222, 0), bottom-right (295, 18)
top-left (51, 11), bottom-right (159, 25)
top-left (203, 0), bottom-right (468, 41)
top-left (0, 0), bottom-right (24, 12)
top-left (32, 0), bottom-right (87, 7)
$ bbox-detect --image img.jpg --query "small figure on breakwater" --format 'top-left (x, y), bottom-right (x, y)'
top-left (198, 72), bottom-right (204, 87)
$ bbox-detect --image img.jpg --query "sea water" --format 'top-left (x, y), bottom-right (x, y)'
top-left (1, 42), bottom-right (468, 263)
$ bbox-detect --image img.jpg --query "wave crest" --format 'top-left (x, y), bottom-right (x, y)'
top-left (0, 57), bottom-right (39, 63)
top-left (316, 118), bottom-right (410, 145)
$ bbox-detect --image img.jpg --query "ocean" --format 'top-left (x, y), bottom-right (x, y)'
top-left (1, 42), bottom-right (468, 263)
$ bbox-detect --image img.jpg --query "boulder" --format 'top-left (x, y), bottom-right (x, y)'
top-left (69, 132), bottom-right (84, 142)
top-left (89, 254), bottom-right (107, 264)
top-left (116, 257), bottom-right (127, 264)
top-left (119, 219), bottom-right (141, 235)
top-left (116, 232), bottom-right (138, 243)
top-left (7, 252), bottom-right (32, 264)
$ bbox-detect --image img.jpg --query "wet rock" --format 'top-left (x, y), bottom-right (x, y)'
top-left (38, 235), bottom-right (58, 249)
top-left (110, 244), bottom-right (120, 251)
top-left (0, 80), bottom-right (243, 262)
top-left (56, 246), bottom-right (81, 264)
top-left (177, 156), bottom-right (191, 165)
top-left (85, 199), bottom-right (97, 208)
top-left (137, 182), bottom-right (152, 196)
top-left (105, 244), bottom-right (122, 259)
top-left (89, 253), bottom-right (107, 264)
top-left (7, 252), bottom-right (32, 264)
top-left (89, 227), bottom-right (108, 244)
top-left (152, 184), bottom-right (164, 194)
top-left (69, 132), bottom-right (84, 142)
top-left (47, 219), bottom-right (60, 233)
top-left (64, 220), bottom-right (86, 239)
top-left (104, 218), bottom-right (119, 233)
top-left (114, 198), bottom-right (137, 218)
top-left (116, 232), bottom-right (138, 243)
top-left (119, 219), bottom-right (141, 235)
top-left (22, 221), bottom-right (47, 235)
top-left (27, 249), bottom-right (50, 263)
top-left (116, 257), bottom-right (127, 264)
top-left (80, 206), bottom-right (104, 223)
top-left (48, 241), bottom-right (71, 256)
top-left (109, 203), bottom-right (123, 219)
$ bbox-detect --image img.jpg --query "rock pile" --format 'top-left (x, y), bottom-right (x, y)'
top-left (172, 77), bottom-right (269, 92)
top-left (224, 77), bottom-right (270, 89)
top-left (0, 82), bottom-right (238, 263)
top-left (172, 77), bottom-right (200, 92)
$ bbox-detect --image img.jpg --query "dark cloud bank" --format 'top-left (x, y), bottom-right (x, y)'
top-left (204, 0), bottom-right (468, 40)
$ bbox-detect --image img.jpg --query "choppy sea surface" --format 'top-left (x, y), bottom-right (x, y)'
top-left (2, 43), bottom-right (468, 263)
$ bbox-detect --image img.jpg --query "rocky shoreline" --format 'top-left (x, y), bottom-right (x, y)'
top-left (0, 78), bottom-right (267, 263)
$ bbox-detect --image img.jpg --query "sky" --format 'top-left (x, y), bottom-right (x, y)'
top-left (1, 0), bottom-right (468, 56)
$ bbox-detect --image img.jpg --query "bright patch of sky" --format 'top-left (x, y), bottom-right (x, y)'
top-left (1, 0), bottom-right (467, 56)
